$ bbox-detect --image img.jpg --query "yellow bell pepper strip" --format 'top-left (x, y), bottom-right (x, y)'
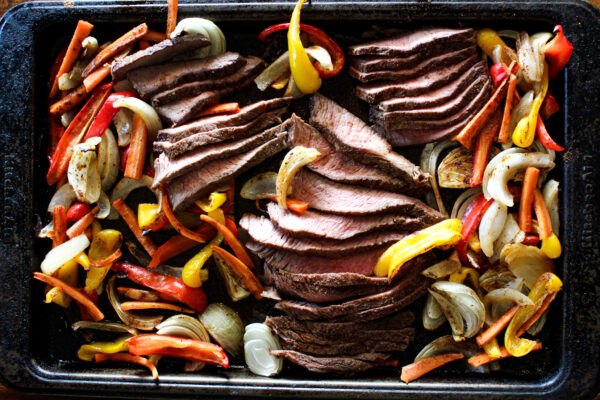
top-left (468, 342), bottom-right (543, 368)
top-left (373, 219), bottom-right (462, 280)
top-left (195, 192), bottom-right (227, 213)
top-left (45, 259), bottom-right (79, 308)
top-left (482, 337), bottom-right (503, 359)
top-left (505, 272), bottom-right (562, 357)
top-left (138, 203), bottom-right (161, 230)
top-left (77, 335), bottom-right (131, 361)
top-left (476, 304), bottom-right (520, 347)
top-left (85, 265), bottom-right (111, 293)
top-left (288, 0), bottom-right (322, 94)
top-left (513, 62), bottom-right (549, 148)
top-left (541, 232), bottom-right (561, 259)
top-left (76, 252), bottom-right (90, 270)
top-left (88, 229), bottom-right (123, 267)
top-left (544, 25), bottom-right (573, 79)
top-left (477, 28), bottom-right (517, 66)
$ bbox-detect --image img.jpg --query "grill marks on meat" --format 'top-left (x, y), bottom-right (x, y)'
top-left (309, 94), bottom-right (430, 193)
top-left (270, 350), bottom-right (390, 376)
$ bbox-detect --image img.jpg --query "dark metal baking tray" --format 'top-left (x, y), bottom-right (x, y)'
top-left (1, 0), bottom-right (599, 398)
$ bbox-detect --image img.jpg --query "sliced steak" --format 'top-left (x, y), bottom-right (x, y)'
top-left (309, 94), bottom-right (430, 193)
top-left (271, 350), bottom-right (389, 376)
top-left (267, 203), bottom-right (427, 240)
top-left (371, 78), bottom-right (492, 130)
top-left (111, 34), bottom-right (211, 81)
top-left (240, 213), bottom-right (407, 257)
top-left (152, 56), bottom-right (265, 106)
top-left (154, 110), bottom-right (285, 158)
top-left (157, 97), bottom-right (291, 142)
top-left (246, 241), bottom-right (384, 275)
top-left (291, 170), bottom-right (444, 222)
top-left (348, 27), bottom-right (475, 57)
top-left (356, 54), bottom-right (478, 104)
top-left (349, 46), bottom-right (476, 83)
top-left (287, 114), bottom-right (409, 192)
top-left (153, 124), bottom-right (285, 189)
top-left (128, 52), bottom-right (245, 99)
top-left (167, 132), bottom-right (288, 212)
top-left (156, 90), bottom-right (222, 127)
top-left (377, 60), bottom-right (488, 111)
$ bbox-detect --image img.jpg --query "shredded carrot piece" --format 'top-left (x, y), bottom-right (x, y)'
top-left (533, 188), bottom-right (553, 239)
top-left (121, 301), bottom-right (194, 314)
top-left (166, 0), bottom-right (178, 36)
top-left (517, 291), bottom-right (558, 337)
top-left (49, 84), bottom-right (89, 115)
top-left (211, 246), bottom-right (263, 300)
top-left (33, 272), bottom-right (104, 321)
top-left (468, 342), bottom-right (542, 368)
top-left (52, 205), bottom-right (67, 247)
top-left (113, 198), bottom-right (158, 255)
top-left (476, 304), bottom-right (520, 347)
top-left (519, 167), bottom-right (541, 233)
top-left (50, 20), bottom-right (94, 98)
top-left (401, 353), bottom-right (464, 383)
top-left (498, 74), bottom-right (517, 143)
top-left (144, 30), bottom-right (167, 42)
top-left (66, 205), bottom-right (99, 239)
top-left (94, 353), bottom-right (158, 380)
top-left (83, 64), bottom-right (112, 92)
top-left (124, 113), bottom-right (148, 180)
top-left (198, 103), bottom-right (240, 117)
top-left (200, 214), bottom-right (256, 269)
top-left (266, 196), bottom-right (309, 214)
top-left (161, 188), bottom-right (213, 244)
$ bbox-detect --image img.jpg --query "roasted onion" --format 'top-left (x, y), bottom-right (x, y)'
top-left (479, 200), bottom-right (507, 258)
top-left (40, 233), bottom-right (90, 275)
top-left (437, 147), bottom-right (473, 189)
top-left (430, 281), bottom-right (485, 341)
top-left (244, 323), bottom-right (283, 377)
top-left (241, 172), bottom-right (281, 200)
top-left (68, 137), bottom-right (102, 204)
top-left (106, 276), bottom-right (163, 330)
top-left (276, 146), bottom-right (321, 209)
top-left (501, 243), bottom-right (554, 289)
top-left (113, 97), bottom-right (162, 140)
top-left (199, 303), bottom-right (244, 357)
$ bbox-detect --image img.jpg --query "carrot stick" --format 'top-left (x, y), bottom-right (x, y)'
top-left (400, 353), bottom-right (464, 383)
top-left (83, 64), bottom-right (112, 92)
top-left (139, 40), bottom-right (151, 50)
top-left (211, 246), bottom-right (263, 300)
top-left (89, 249), bottom-right (123, 267)
top-left (83, 23), bottom-right (148, 78)
top-left (66, 205), bottom-right (99, 238)
top-left (519, 167), bottom-right (540, 233)
top-left (498, 73), bottom-right (517, 143)
top-left (50, 20), bottom-right (94, 98)
top-left (49, 84), bottom-right (89, 115)
top-left (200, 214), bottom-right (256, 269)
top-left (144, 30), bottom-right (167, 42)
top-left (198, 103), bottom-right (240, 117)
top-left (121, 301), bottom-right (194, 314)
top-left (33, 272), bottom-right (104, 321)
top-left (166, 0), bottom-right (178, 36)
top-left (533, 188), bottom-right (553, 239)
top-left (468, 342), bottom-right (542, 368)
top-left (94, 353), bottom-right (158, 380)
top-left (147, 225), bottom-right (215, 268)
top-left (267, 196), bottom-right (309, 214)
top-left (476, 304), bottom-right (520, 347)
top-left (517, 291), bottom-right (558, 336)
top-left (124, 113), bottom-right (148, 179)
top-left (470, 109), bottom-right (502, 187)
top-left (52, 205), bottom-right (67, 247)
top-left (113, 198), bottom-right (158, 255)
top-left (161, 188), bottom-right (214, 244)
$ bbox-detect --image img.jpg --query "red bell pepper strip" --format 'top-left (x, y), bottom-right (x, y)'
top-left (456, 194), bottom-right (494, 261)
top-left (66, 202), bottom-right (93, 224)
top-left (147, 224), bottom-right (216, 269)
top-left (258, 22), bottom-right (345, 78)
top-left (471, 109), bottom-right (502, 186)
top-left (490, 63), bottom-right (508, 88)
top-left (112, 262), bottom-right (208, 313)
top-left (83, 91), bottom-right (136, 141)
top-left (540, 94), bottom-right (560, 120)
top-left (536, 116), bottom-right (564, 151)
top-left (46, 83), bottom-right (113, 185)
top-left (522, 234), bottom-right (541, 246)
top-left (126, 334), bottom-right (229, 368)
top-left (544, 25), bottom-right (573, 80)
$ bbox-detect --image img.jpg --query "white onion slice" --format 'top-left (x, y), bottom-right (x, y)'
top-left (420, 140), bottom-right (457, 216)
top-left (276, 146), bottom-right (321, 209)
top-left (490, 213), bottom-right (524, 263)
top-left (244, 323), bottom-right (282, 377)
top-left (422, 293), bottom-right (446, 331)
top-left (305, 46), bottom-right (333, 71)
top-left (450, 187), bottom-right (481, 219)
top-left (47, 183), bottom-right (77, 213)
top-left (96, 191), bottom-right (111, 219)
top-left (501, 243), bottom-right (554, 289)
top-left (100, 128), bottom-right (119, 192)
top-left (108, 175), bottom-right (154, 219)
top-left (68, 137), bottom-right (102, 204)
top-left (543, 179), bottom-right (560, 234)
top-left (482, 147), bottom-right (527, 199)
top-left (170, 18), bottom-right (226, 57)
top-left (40, 233), bottom-right (90, 275)
top-left (113, 108), bottom-right (133, 147)
top-left (254, 51), bottom-right (290, 91)
top-left (479, 200), bottom-right (507, 257)
top-left (483, 288), bottom-right (534, 325)
top-left (431, 281), bottom-right (485, 341)
top-left (240, 172), bottom-right (279, 200)
top-left (199, 303), bottom-right (244, 357)
top-left (113, 97), bottom-right (162, 140)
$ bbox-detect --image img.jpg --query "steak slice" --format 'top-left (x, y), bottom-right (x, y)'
top-left (167, 132), bottom-right (288, 212)
top-left (154, 110), bottom-right (285, 158)
top-left (371, 78), bottom-right (492, 130)
top-left (309, 94), bottom-right (430, 193)
top-left (111, 34), bottom-right (211, 81)
top-left (152, 56), bottom-right (265, 106)
top-left (128, 52), bottom-right (245, 99)
top-left (349, 46), bottom-right (476, 83)
top-left (287, 114), bottom-right (409, 192)
top-left (267, 202), bottom-right (427, 240)
top-left (152, 124), bottom-right (286, 189)
top-left (377, 60), bottom-right (488, 111)
top-left (246, 241), bottom-right (384, 275)
top-left (271, 350), bottom-right (390, 376)
top-left (156, 90), bottom-right (222, 127)
top-left (348, 27), bottom-right (475, 57)
top-left (157, 97), bottom-right (291, 142)
top-left (355, 54), bottom-right (477, 104)
top-left (240, 213), bottom-right (407, 257)
top-left (290, 170), bottom-right (444, 222)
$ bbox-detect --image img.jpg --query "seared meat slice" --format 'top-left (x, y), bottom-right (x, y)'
top-left (155, 90), bottom-right (222, 127)
top-left (271, 350), bottom-right (390, 376)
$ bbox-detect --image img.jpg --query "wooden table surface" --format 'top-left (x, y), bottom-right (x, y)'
top-left (1, 0), bottom-right (599, 398)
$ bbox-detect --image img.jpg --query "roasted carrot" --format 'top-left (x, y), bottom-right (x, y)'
top-left (266, 196), bottom-right (309, 214)
top-left (50, 20), bottom-right (94, 98)
top-left (533, 188), bottom-right (553, 239)
top-left (200, 214), bottom-right (256, 269)
top-left (49, 84), bottom-right (89, 115)
top-left (121, 301), bottom-right (194, 314)
top-left (198, 103), bottom-right (240, 117)
top-left (225, 217), bottom-right (238, 237)
top-left (139, 39), bottom-right (151, 50)
top-left (161, 188), bottom-right (215, 244)
top-left (66, 205), bottom-right (100, 238)
top-left (476, 304), bottom-right (520, 347)
top-left (83, 23), bottom-right (148, 78)
top-left (82, 64), bottom-right (112, 92)
top-left (517, 291), bottom-right (558, 336)
top-left (468, 342), bottom-right (543, 368)
top-left (211, 246), bottom-right (263, 300)
top-left (52, 205), bottom-right (67, 247)
top-left (166, 0), bottom-right (178, 36)
top-left (89, 249), bottom-right (123, 268)
top-left (34, 272), bottom-right (104, 321)
top-left (470, 109), bottom-right (503, 186)
top-left (147, 225), bottom-right (215, 269)
top-left (519, 167), bottom-right (540, 233)
top-left (113, 198), bottom-right (158, 255)
top-left (400, 353), bottom-right (464, 383)
top-left (498, 73), bottom-right (517, 143)
top-left (144, 29), bottom-right (167, 42)
top-left (124, 113), bottom-right (148, 179)
top-left (94, 353), bottom-right (158, 380)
